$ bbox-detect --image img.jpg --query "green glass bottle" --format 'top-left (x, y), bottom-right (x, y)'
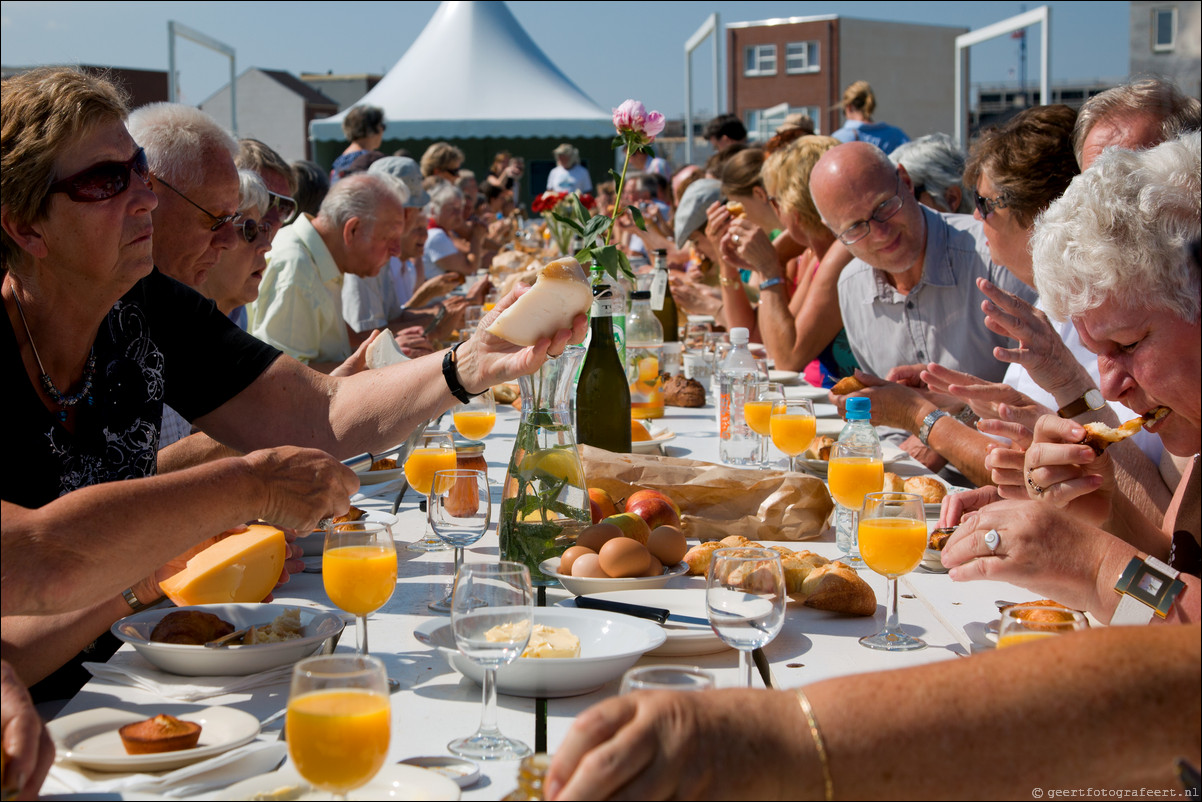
top-left (650, 249), bottom-right (680, 342)
top-left (576, 283), bottom-right (632, 453)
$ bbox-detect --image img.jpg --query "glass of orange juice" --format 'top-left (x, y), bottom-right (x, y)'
top-left (857, 492), bottom-right (927, 652)
top-left (769, 398), bottom-right (816, 472)
top-left (427, 469), bottom-right (491, 612)
top-left (324, 522), bottom-right (397, 664)
top-left (287, 654), bottom-right (390, 799)
top-left (453, 388), bottom-right (496, 440)
top-left (828, 441), bottom-right (884, 568)
top-left (405, 431), bottom-right (458, 552)
top-left (745, 382), bottom-right (783, 468)
top-left (997, 604), bottom-right (1088, 648)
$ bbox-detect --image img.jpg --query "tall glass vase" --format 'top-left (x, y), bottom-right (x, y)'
top-left (499, 346), bottom-right (591, 586)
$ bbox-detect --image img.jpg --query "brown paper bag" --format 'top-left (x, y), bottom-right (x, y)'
top-left (580, 445), bottom-right (833, 542)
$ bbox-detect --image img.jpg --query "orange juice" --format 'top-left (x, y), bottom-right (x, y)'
top-left (629, 350), bottom-right (664, 419)
top-left (453, 410), bottom-right (496, 440)
top-left (858, 517), bottom-right (927, 577)
top-left (323, 545), bottom-right (397, 615)
top-left (769, 413), bottom-right (816, 456)
top-left (744, 401), bottom-right (773, 436)
top-left (287, 689), bottom-right (390, 793)
top-left (404, 447), bottom-right (457, 496)
top-left (482, 302), bottom-right (497, 312)
top-left (997, 632), bottom-right (1058, 648)
top-left (827, 457), bottom-right (885, 509)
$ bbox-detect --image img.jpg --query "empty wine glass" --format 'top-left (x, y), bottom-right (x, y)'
top-left (706, 548), bottom-right (786, 688)
top-left (428, 469), bottom-right (491, 613)
top-left (449, 561), bottom-right (534, 760)
top-left (405, 430), bottom-right (457, 552)
top-left (857, 491), bottom-right (927, 651)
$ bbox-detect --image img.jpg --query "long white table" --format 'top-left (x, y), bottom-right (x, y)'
top-left (44, 393), bottom-right (1031, 799)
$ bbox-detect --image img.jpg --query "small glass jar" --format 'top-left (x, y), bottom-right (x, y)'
top-left (503, 753), bottom-right (551, 801)
top-left (455, 440), bottom-right (488, 477)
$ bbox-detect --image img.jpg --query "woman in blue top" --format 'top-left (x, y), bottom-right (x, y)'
top-left (831, 81), bottom-right (910, 155)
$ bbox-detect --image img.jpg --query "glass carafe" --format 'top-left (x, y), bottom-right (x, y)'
top-left (499, 345), bottom-right (590, 586)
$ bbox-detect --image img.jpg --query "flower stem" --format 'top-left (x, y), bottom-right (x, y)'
top-left (604, 139), bottom-right (635, 248)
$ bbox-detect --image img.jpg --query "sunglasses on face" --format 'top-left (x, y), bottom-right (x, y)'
top-left (974, 190), bottom-right (1010, 219)
top-left (236, 217), bottom-right (274, 244)
top-left (266, 190), bottom-right (299, 225)
top-left (154, 174), bottom-right (241, 231)
top-left (47, 147), bottom-right (150, 202)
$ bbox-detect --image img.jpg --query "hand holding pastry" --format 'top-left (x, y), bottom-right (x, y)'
top-left (1022, 414), bottom-right (1114, 527)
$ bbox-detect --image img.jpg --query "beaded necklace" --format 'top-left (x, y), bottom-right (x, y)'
top-left (8, 284), bottom-right (96, 422)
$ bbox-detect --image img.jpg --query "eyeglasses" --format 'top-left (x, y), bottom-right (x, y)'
top-left (154, 174), bottom-right (241, 231)
top-left (974, 189), bottom-right (1010, 219)
top-left (48, 147), bottom-right (150, 202)
top-left (236, 217), bottom-right (274, 244)
top-left (266, 190), bottom-right (298, 225)
top-left (836, 173), bottom-right (905, 246)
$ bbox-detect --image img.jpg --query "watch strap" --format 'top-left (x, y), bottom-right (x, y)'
top-left (1058, 388), bottom-right (1104, 418)
top-left (759, 276), bottom-right (785, 291)
top-left (122, 586), bottom-right (164, 613)
top-left (442, 342), bottom-right (477, 404)
top-left (918, 409), bottom-right (950, 447)
top-left (1112, 554), bottom-right (1185, 625)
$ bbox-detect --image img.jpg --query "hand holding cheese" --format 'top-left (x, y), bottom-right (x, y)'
top-left (486, 257), bottom-right (592, 347)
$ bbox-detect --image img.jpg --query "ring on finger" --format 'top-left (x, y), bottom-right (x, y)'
top-left (732, 234), bottom-right (740, 244)
top-left (1025, 469), bottom-right (1044, 496)
top-left (984, 528), bottom-right (1001, 553)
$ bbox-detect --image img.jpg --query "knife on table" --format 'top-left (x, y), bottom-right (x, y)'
top-left (574, 596), bottom-right (710, 627)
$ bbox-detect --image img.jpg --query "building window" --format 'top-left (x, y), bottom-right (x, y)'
top-left (745, 105), bottom-right (822, 140)
top-left (744, 44), bottom-right (777, 76)
top-left (785, 41), bottom-right (820, 74)
top-left (1152, 7), bottom-right (1176, 51)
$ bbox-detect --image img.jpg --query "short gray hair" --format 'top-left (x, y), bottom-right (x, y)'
top-left (425, 181), bottom-right (464, 216)
top-left (1032, 131), bottom-right (1200, 323)
top-left (889, 133), bottom-right (970, 214)
top-left (1072, 78), bottom-right (1201, 168)
top-left (318, 173), bottom-right (408, 231)
top-left (126, 103), bottom-right (238, 190)
top-left (237, 169), bottom-right (270, 218)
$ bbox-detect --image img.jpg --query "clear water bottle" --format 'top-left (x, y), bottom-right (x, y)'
top-left (831, 396), bottom-right (883, 566)
top-left (717, 327), bottom-right (763, 466)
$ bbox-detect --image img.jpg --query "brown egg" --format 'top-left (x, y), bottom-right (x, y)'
top-left (577, 522), bottom-right (622, 553)
top-left (647, 525), bottom-right (687, 566)
top-left (559, 546), bottom-right (595, 576)
top-left (641, 554), bottom-right (664, 577)
top-left (571, 552), bottom-right (609, 578)
top-left (598, 537), bottom-right (651, 578)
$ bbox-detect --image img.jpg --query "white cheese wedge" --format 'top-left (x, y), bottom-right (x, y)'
top-left (365, 331), bottom-right (409, 369)
top-left (486, 256), bottom-right (591, 346)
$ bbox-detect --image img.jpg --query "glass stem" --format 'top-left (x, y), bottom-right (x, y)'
top-left (789, 453), bottom-right (800, 472)
top-left (454, 547), bottom-right (465, 578)
top-left (739, 649), bottom-right (754, 688)
top-left (885, 577), bottom-right (900, 635)
top-left (356, 614), bottom-right (369, 656)
top-left (479, 667), bottom-right (500, 735)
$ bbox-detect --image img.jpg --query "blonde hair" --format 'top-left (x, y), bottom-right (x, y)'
top-left (2, 67), bottom-right (129, 271)
top-left (841, 81), bottom-right (876, 118)
top-left (763, 135), bottom-right (840, 235)
top-left (420, 141), bottom-right (465, 177)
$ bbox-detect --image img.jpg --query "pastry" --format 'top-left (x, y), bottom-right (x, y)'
top-left (148, 610), bottom-right (234, 646)
top-left (928, 527), bottom-right (955, 551)
top-left (830, 376), bottom-right (866, 395)
top-left (491, 383), bottom-right (520, 405)
top-left (903, 475), bottom-right (946, 504)
top-left (332, 506), bottom-right (364, 524)
top-left (726, 201), bottom-right (746, 218)
top-left (663, 375), bottom-right (706, 407)
top-left (799, 562), bottom-right (877, 616)
top-left (118, 714), bottom-right (202, 755)
top-left (369, 457), bottom-right (397, 471)
top-left (1001, 600), bottom-right (1085, 627)
top-left (1081, 407), bottom-right (1168, 454)
top-left (805, 436), bottom-right (835, 461)
top-left (683, 541), bottom-right (724, 576)
top-left (882, 472), bottom-right (905, 492)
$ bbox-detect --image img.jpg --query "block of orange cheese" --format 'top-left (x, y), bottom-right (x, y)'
top-left (159, 525), bottom-right (286, 606)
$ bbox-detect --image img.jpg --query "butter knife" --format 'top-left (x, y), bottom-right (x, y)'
top-left (574, 596), bottom-right (710, 627)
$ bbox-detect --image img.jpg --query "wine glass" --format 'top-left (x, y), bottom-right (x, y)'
top-left (857, 492), bottom-right (927, 651)
top-left (744, 381), bottom-right (784, 468)
top-left (405, 430), bottom-right (458, 552)
top-left (769, 398), bottom-right (816, 473)
top-left (323, 522), bottom-right (397, 675)
top-left (705, 547), bottom-right (786, 688)
top-left (449, 561), bottom-right (534, 760)
top-left (427, 469), bottom-right (491, 613)
top-left (827, 440), bottom-right (884, 568)
top-left (620, 665), bottom-right (715, 693)
top-left (452, 388), bottom-right (496, 440)
top-left (286, 654), bottom-right (390, 800)
top-left (997, 604), bottom-right (1089, 648)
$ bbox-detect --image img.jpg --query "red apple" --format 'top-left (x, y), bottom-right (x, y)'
top-left (601, 512), bottom-right (652, 545)
top-left (588, 487), bottom-right (619, 522)
top-left (625, 489), bottom-right (682, 530)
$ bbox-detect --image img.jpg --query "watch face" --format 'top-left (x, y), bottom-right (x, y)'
top-left (1085, 389), bottom-right (1104, 410)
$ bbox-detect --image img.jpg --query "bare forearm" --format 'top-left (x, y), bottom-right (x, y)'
top-left (2, 596), bottom-right (134, 686)
top-left (922, 413), bottom-right (995, 487)
top-left (158, 431), bottom-right (243, 473)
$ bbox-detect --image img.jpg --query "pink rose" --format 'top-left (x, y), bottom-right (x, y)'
top-left (612, 99), bottom-right (647, 134)
top-left (644, 111), bottom-right (666, 140)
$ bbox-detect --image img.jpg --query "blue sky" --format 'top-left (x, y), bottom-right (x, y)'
top-left (2, 1), bottom-right (1132, 117)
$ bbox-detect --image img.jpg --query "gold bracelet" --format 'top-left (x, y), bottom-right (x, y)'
top-left (796, 689), bottom-right (834, 801)
top-left (720, 275), bottom-right (741, 289)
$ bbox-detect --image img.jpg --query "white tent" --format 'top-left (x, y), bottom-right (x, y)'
top-left (309, 1), bottom-right (614, 143)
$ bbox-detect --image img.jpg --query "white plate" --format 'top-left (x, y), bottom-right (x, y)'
top-left (784, 383), bottom-right (830, 401)
top-left (767, 369), bottom-right (800, 385)
top-left (921, 547), bottom-right (948, 573)
top-left (797, 442), bottom-right (907, 477)
top-left (414, 607), bottom-right (667, 698)
top-left (558, 588), bottom-right (730, 657)
top-left (48, 706), bottom-right (259, 773)
top-left (397, 757), bottom-right (479, 789)
top-left (539, 557), bottom-right (689, 595)
top-left (112, 604), bottom-right (344, 676)
top-left (811, 402), bottom-right (838, 418)
top-left (631, 421), bottom-right (677, 453)
top-left (217, 763), bottom-right (460, 800)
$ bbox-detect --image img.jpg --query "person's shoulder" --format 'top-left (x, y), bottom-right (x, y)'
top-left (836, 257), bottom-right (874, 288)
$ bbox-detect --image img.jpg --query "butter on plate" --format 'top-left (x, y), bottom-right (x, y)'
top-left (485, 623), bottom-right (580, 658)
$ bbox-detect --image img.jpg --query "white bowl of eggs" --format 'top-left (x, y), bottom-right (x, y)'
top-left (539, 520), bottom-right (691, 596)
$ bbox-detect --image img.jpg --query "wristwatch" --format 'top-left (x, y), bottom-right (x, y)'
top-left (1058, 388), bottom-right (1105, 418)
top-left (917, 409), bottom-right (950, 447)
top-left (1111, 554), bottom-right (1185, 625)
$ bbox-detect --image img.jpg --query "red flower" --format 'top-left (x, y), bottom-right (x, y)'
top-left (579, 193), bottom-right (596, 209)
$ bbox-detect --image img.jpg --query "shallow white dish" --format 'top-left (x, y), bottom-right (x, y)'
top-left (631, 421), bottom-right (677, 453)
top-left (112, 604), bottom-right (344, 676)
top-left (414, 607), bottom-right (667, 698)
top-left (539, 557), bottom-right (689, 595)
top-left (797, 442), bottom-right (907, 477)
top-left (217, 763), bottom-right (460, 800)
top-left (921, 548), bottom-right (948, 573)
top-left (558, 588), bottom-right (730, 657)
top-left (784, 383), bottom-right (830, 401)
top-left (811, 402), bottom-right (838, 418)
top-left (767, 369), bottom-right (800, 385)
top-left (48, 706), bottom-right (259, 773)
